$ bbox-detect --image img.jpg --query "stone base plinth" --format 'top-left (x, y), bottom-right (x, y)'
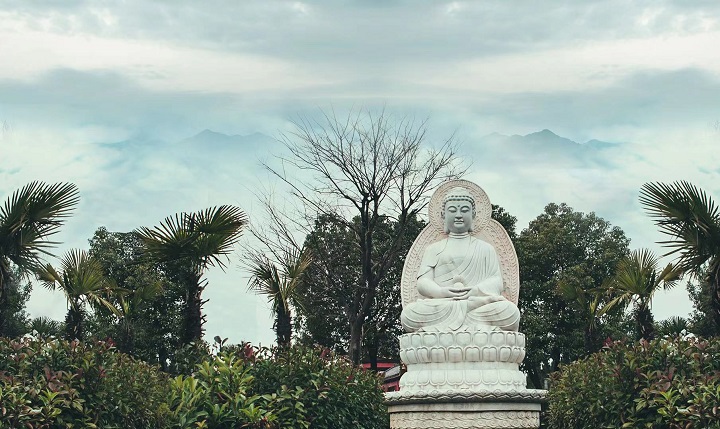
top-left (386, 389), bottom-right (546, 429)
top-left (398, 331), bottom-right (527, 392)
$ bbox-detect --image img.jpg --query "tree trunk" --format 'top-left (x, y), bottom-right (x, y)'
top-left (584, 325), bottom-right (596, 355)
top-left (527, 365), bottom-right (543, 390)
top-left (65, 305), bottom-right (84, 341)
top-left (119, 319), bottom-right (135, 356)
top-left (0, 270), bottom-right (7, 337)
top-left (182, 272), bottom-right (204, 345)
top-left (276, 309), bottom-right (292, 348)
top-left (349, 318), bottom-right (363, 365)
top-left (635, 303), bottom-right (655, 341)
top-left (159, 344), bottom-right (169, 372)
top-left (364, 324), bottom-right (380, 370)
top-left (710, 266), bottom-right (720, 335)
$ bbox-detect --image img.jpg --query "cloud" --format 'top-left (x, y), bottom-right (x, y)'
top-left (0, 68), bottom-right (296, 140)
top-left (3, 1), bottom-right (720, 99)
top-left (489, 68), bottom-right (720, 132)
top-left (3, 1), bottom-right (719, 63)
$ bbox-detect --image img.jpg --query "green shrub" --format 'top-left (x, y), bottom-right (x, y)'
top-left (0, 337), bottom-right (170, 428)
top-left (247, 345), bottom-right (389, 429)
top-left (170, 341), bottom-right (212, 376)
top-left (169, 344), bottom-right (388, 429)
top-left (0, 339), bottom-right (388, 429)
top-left (547, 336), bottom-right (720, 429)
top-left (167, 352), bottom-right (305, 428)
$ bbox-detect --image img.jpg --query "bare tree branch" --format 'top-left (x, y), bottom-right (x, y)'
top-left (255, 108), bottom-right (466, 363)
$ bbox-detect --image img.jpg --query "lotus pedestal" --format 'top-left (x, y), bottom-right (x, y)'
top-left (386, 331), bottom-right (546, 429)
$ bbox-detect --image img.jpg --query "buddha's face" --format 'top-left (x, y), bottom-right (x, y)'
top-left (444, 199), bottom-right (473, 234)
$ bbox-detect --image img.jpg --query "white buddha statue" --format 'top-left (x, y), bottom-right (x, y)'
top-left (400, 187), bottom-right (520, 332)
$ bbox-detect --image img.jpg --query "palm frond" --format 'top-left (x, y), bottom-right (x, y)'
top-left (136, 205), bottom-right (247, 271)
top-left (600, 248), bottom-right (681, 318)
top-left (88, 294), bottom-right (121, 317)
top-left (135, 280), bottom-right (164, 302)
top-left (610, 249), bottom-right (658, 295)
top-left (246, 247), bottom-right (312, 315)
top-left (247, 252), bottom-right (283, 308)
top-left (29, 316), bottom-right (63, 336)
top-left (39, 249), bottom-right (119, 312)
top-left (35, 263), bottom-right (62, 291)
top-left (657, 262), bottom-right (683, 290)
top-left (281, 248), bottom-right (312, 313)
top-left (640, 181), bottom-right (720, 273)
top-left (0, 182), bottom-right (79, 270)
top-left (135, 213), bottom-right (190, 262)
top-left (557, 281), bottom-right (581, 302)
top-left (656, 316), bottom-right (689, 336)
top-left (597, 294), bottom-right (630, 317)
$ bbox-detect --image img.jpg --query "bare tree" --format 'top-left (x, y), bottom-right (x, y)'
top-left (263, 109), bottom-right (463, 364)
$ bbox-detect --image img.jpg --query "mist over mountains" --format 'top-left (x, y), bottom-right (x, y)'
top-left (468, 129), bottom-right (620, 169)
top-left (98, 126), bottom-right (623, 163)
top-left (89, 125), bottom-right (627, 240)
top-left (101, 127), bottom-right (620, 171)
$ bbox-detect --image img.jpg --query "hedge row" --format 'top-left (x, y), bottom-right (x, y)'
top-left (0, 338), bottom-right (388, 429)
top-left (547, 337), bottom-right (720, 429)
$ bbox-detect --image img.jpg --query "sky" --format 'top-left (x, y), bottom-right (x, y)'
top-left (2, 1), bottom-right (720, 346)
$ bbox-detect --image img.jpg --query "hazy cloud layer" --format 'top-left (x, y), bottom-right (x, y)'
top-left (3, 1), bottom-right (719, 62)
top-left (4, 66), bottom-right (719, 143)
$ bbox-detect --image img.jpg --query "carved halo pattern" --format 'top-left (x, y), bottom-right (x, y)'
top-left (401, 180), bottom-right (520, 307)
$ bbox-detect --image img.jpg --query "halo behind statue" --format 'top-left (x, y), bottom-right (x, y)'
top-left (400, 180), bottom-right (520, 307)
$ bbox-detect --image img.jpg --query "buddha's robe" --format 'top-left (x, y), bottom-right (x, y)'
top-left (401, 236), bottom-right (520, 332)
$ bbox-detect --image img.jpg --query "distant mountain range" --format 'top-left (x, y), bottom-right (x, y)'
top-left (101, 128), bottom-right (619, 171)
top-left (480, 129), bottom-right (617, 149)
top-left (469, 129), bottom-right (619, 168)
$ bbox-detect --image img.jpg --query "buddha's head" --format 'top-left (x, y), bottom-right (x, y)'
top-left (442, 186), bottom-right (476, 234)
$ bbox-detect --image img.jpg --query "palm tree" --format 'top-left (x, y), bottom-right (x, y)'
top-left (640, 181), bottom-right (720, 333)
top-left (557, 281), bottom-right (602, 354)
top-left (656, 316), bottom-right (690, 337)
top-left (246, 248), bottom-right (311, 348)
top-left (36, 249), bottom-right (119, 340)
top-left (0, 181), bottom-right (79, 337)
top-left (600, 249), bottom-right (682, 340)
top-left (29, 316), bottom-right (63, 338)
top-left (116, 280), bottom-right (163, 355)
top-left (135, 205), bottom-right (246, 345)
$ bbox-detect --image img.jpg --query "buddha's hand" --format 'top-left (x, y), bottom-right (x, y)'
top-left (445, 275), bottom-right (469, 299)
top-left (463, 283), bottom-right (505, 299)
top-left (417, 277), bottom-right (468, 299)
top-left (444, 275), bottom-right (470, 299)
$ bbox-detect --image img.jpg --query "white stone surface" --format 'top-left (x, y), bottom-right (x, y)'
top-left (386, 390), bottom-right (546, 429)
top-left (398, 331), bottom-right (527, 393)
top-left (400, 180), bottom-right (520, 309)
top-left (387, 180), bottom-right (545, 429)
